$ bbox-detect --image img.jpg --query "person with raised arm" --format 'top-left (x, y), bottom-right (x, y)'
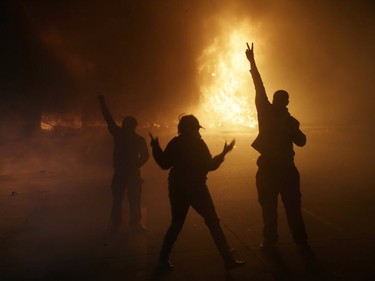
top-left (245, 43), bottom-right (315, 261)
top-left (150, 115), bottom-right (245, 270)
top-left (98, 95), bottom-right (149, 231)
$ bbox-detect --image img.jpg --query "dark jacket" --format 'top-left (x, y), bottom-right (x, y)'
top-left (100, 101), bottom-right (149, 174)
top-left (109, 128), bottom-right (149, 173)
top-left (250, 66), bottom-right (306, 162)
top-left (152, 135), bottom-right (224, 186)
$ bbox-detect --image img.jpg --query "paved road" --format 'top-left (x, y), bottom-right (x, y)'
top-left (0, 128), bottom-right (374, 280)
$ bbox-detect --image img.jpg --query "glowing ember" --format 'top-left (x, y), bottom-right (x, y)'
top-left (40, 121), bottom-right (54, 131)
top-left (197, 22), bottom-right (257, 129)
top-left (40, 112), bottom-right (82, 131)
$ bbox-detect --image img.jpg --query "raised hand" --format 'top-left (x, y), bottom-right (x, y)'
top-left (149, 132), bottom-right (159, 147)
top-left (245, 42), bottom-right (254, 62)
top-left (222, 139), bottom-right (236, 155)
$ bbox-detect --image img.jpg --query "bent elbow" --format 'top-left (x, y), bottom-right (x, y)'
top-left (294, 135), bottom-right (307, 147)
top-left (296, 140), bottom-right (306, 147)
top-left (153, 155), bottom-right (171, 170)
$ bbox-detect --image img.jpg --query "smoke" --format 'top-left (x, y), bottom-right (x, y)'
top-left (1, 2), bottom-right (375, 273)
top-left (240, 0), bottom-right (375, 127)
top-left (1, 0), bottom-right (374, 130)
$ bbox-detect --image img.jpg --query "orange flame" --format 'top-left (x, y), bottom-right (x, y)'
top-left (197, 22), bottom-right (257, 129)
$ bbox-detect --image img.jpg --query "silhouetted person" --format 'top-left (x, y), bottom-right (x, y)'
top-left (150, 115), bottom-right (245, 270)
top-left (98, 95), bottom-right (149, 230)
top-left (245, 43), bottom-right (314, 259)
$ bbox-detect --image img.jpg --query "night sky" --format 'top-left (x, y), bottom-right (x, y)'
top-left (1, 0), bottom-right (375, 133)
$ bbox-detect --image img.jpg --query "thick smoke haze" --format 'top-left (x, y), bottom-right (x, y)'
top-left (1, 0), bottom-right (375, 133)
top-left (1, 2), bottom-right (375, 278)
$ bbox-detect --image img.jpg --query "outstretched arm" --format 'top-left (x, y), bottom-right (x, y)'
top-left (98, 95), bottom-right (118, 133)
top-left (245, 43), bottom-right (270, 110)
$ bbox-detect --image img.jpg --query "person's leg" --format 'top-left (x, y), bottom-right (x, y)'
top-left (191, 187), bottom-right (245, 269)
top-left (279, 165), bottom-right (316, 264)
top-left (110, 173), bottom-right (126, 227)
top-left (127, 177), bottom-right (142, 227)
top-left (159, 189), bottom-right (190, 268)
top-left (280, 166), bottom-right (308, 245)
top-left (256, 165), bottom-right (279, 247)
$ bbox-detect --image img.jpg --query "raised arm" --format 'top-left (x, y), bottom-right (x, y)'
top-left (98, 95), bottom-right (118, 133)
top-left (245, 43), bottom-right (270, 110)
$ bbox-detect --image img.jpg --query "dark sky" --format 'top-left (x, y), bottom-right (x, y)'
top-left (1, 0), bottom-right (375, 128)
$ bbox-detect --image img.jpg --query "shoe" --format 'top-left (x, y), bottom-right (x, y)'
top-left (225, 259), bottom-right (246, 270)
top-left (159, 259), bottom-right (173, 270)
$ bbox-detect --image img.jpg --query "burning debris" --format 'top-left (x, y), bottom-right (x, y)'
top-left (40, 112), bottom-right (82, 131)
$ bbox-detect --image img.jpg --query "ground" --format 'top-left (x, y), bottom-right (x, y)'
top-left (0, 126), bottom-right (374, 281)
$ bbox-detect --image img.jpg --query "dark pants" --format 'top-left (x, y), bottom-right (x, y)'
top-left (256, 156), bottom-right (308, 245)
top-left (160, 184), bottom-right (233, 263)
top-left (110, 171), bottom-right (142, 226)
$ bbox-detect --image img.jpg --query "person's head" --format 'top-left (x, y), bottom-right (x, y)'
top-left (122, 116), bottom-right (137, 132)
top-left (272, 90), bottom-right (289, 109)
top-left (177, 115), bottom-right (202, 137)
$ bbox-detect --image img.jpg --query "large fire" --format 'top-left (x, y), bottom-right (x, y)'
top-left (197, 22), bottom-right (258, 129)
